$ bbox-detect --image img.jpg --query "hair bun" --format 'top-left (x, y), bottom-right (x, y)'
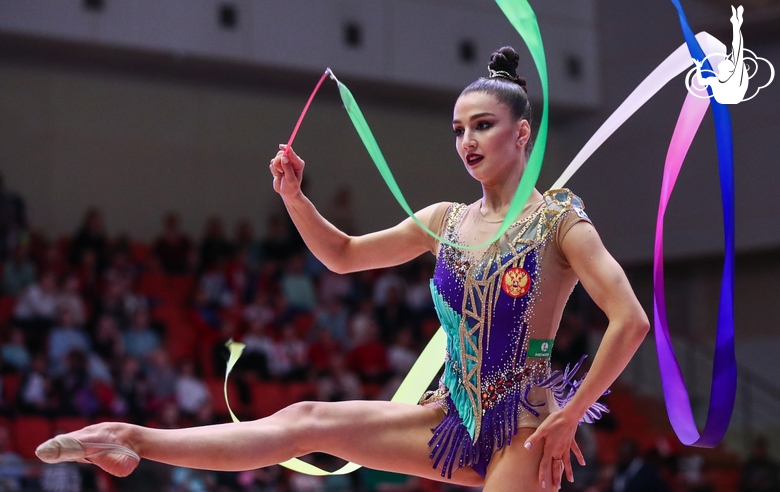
top-left (488, 47), bottom-right (519, 76)
top-left (487, 46), bottom-right (527, 91)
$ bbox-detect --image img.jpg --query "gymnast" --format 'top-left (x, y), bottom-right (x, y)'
top-left (36, 46), bottom-right (649, 491)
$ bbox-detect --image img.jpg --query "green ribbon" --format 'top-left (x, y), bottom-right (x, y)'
top-left (332, 0), bottom-right (547, 250)
top-left (225, 0), bottom-right (548, 475)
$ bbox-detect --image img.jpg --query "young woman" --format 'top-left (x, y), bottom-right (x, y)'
top-left (36, 47), bottom-right (649, 491)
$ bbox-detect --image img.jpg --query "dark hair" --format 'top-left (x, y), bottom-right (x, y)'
top-left (461, 46), bottom-right (533, 153)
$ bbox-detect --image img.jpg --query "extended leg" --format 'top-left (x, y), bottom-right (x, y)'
top-left (41, 400), bottom-right (484, 487)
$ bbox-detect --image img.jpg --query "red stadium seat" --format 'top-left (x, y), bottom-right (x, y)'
top-left (206, 378), bottom-right (242, 419)
top-left (250, 382), bottom-right (286, 418)
top-left (130, 242), bottom-right (151, 266)
top-left (53, 416), bottom-right (90, 434)
top-left (13, 416), bottom-right (53, 459)
top-left (2, 373), bottom-right (21, 404)
top-left (0, 297), bottom-right (17, 327)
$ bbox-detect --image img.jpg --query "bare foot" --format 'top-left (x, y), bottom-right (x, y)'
top-left (36, 422), bottom-right (141, 477)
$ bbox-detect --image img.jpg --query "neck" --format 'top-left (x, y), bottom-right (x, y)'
top-left (479, 163), bottom-right (543, 219)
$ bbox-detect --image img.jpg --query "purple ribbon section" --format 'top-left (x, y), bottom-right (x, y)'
top-left (654, 0), bottom-right (737, 447)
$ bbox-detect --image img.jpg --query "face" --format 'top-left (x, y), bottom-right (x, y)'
top-left (452, 91), bottom-right (529, 183)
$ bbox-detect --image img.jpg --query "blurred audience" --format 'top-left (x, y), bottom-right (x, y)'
top-left (0, 201), bottom-right (756, 492)
top-left (154, 212), bottom-right (193, 275)
top-left (2, 244), bottom-right (35, 296)
top-left (740, 436), bottom-right (780, 492)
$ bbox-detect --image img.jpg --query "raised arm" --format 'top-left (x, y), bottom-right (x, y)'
top-left (524, 220), bottom-right (650, 488)
top-left (269, 144), bottom-right (447, 274)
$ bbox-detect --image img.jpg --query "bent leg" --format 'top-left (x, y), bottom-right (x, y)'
top-left (481, 428), bottom-right (561, 492)
top-left (60, 400), bottom-right (484, 487)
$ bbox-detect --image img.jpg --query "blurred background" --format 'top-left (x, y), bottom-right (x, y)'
top-left (0, 0), bottom-right (778, 490)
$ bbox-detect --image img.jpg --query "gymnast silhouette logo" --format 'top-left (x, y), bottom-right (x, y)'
top-left (685, 5), bottom-right (774, 104)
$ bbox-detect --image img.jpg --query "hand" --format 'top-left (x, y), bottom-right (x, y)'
top-left (269, 144), bottom-right (305, 199)
top-left (523, 408), bottom-right (585, 489)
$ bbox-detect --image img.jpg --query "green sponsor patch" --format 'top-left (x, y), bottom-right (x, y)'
top-left (528, 339), bottom-right (554, 358)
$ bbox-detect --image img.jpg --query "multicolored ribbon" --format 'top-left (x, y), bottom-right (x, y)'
top-left (653, 0), bottom-right (737, 447)
top-left (227, 0), bottom-right (737, 476)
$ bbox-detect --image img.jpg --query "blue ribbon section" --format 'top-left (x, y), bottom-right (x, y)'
top-left (661, 0), bottom-right (737, 447)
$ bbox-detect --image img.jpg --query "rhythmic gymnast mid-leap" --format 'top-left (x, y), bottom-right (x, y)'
top-left (35, 46), bottom-right (649, 491)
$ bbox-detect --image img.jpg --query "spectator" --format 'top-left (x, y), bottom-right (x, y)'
top-left (103, 249), bottom-right (139, 288)
top-left (48, 309), bottom-right (91, 373)
top-left (317, 270), bottom-right (352, 304)
top-left (280, 254), bottom-right (316, 312)
top-left (374, 286), bottom-right (411, 344)
top-left (308, 328), bottom-right (341, 373)
top-left (41, 461), bottom-right (81, 492)
top-left (387, 327), bottom-right (417, 377)
top-left (0, 424), bottom-right (25, 491)
top-left (123, 308), bottom-right (161, 359)
top-left (233, 218), bottom-right (260, 263)
top-left (68, 207), bottom-right (108, 273)
top-left (0, 173), bottom-right (27, 263)
top-left (610, 439), bottom-right (673, 492)
top-left (316, 353), bottom-right (362, 402)
top-left (198, 216), bottom-right (232, 272)
top-left (346, 322), bottom-right (388, 385)
top-left (115, 356), bottom-right (150, 423)
top-left (13, 270), bottom-right (59, 353)
top-left (198, 261), bottom-right (233, 309)
top-left (268, 323), bottom-right (309, 381)
top-left (349, 299), bottom-right (377, 348)
top-left (314, 298), bottom-right (350, 347)
top-left (740, 436), bottom-right (780, 492)
top-left (175, 358), bottom-right (209, 416)
top-left (0, 327), bottom-right (31, 372)
top-left (226, 248), bottom-right (256, 305)
top-left (92, 314), bottom-right (124, 364)
top-left (260, 214), bottom-right (295, 264)
top-left (372, 268), bottom-right (404, 308)
top-left (238, 319), bottom-right (273, 379)
top-left (18, 354), bottom-right (54, 415)
top-left (145, 349), bottom-right (178, 405)
top-left (243, 291), bottom-right (276, 328)
top-left (13, 270), bottom-right (58, 325)
top-left (404, 261), bottom-right (435, 315)
top-left (2, 243), bottom-right (35, 296)
top-left (39, 243), bottom-right (66, 279)
top-left (52, 350), bottom-right (98, 417)
top-left (55, 274), bottom-right (87, 327)
top-left (153, 212), bottom-right (193, 274)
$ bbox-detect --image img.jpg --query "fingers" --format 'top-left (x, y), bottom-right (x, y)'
top-left (279, 144), bottom-right (305, 172)
top-left (538, 453), bottom-right (552, 489)
top-left (571, 438), bottom-right (586, 466)
top-left (524, 428), bottom-right (543, 451)
top-left (554, 458), bottom-right (566, 489)
top-left (562, 453), bottom-right (573, 485)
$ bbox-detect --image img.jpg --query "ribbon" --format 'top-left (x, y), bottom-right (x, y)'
top-left (223, 331), bottom-right (447, 475)
top-left (227, 1), bottom-right (737, 477)
top-left (652, 0), bottom-right (737, 447)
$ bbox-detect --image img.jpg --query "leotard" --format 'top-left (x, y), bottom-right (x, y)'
top-left (419, 189), bottom-right (608, 478)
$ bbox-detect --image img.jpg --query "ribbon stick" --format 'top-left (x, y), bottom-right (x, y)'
top-left (282, 69), bottom-right (331, 158)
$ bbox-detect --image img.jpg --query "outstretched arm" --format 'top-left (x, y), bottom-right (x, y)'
top-left (524, 221), bottom-right (650, 489)
top-left (270, 145), bottom-right (446, 274)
